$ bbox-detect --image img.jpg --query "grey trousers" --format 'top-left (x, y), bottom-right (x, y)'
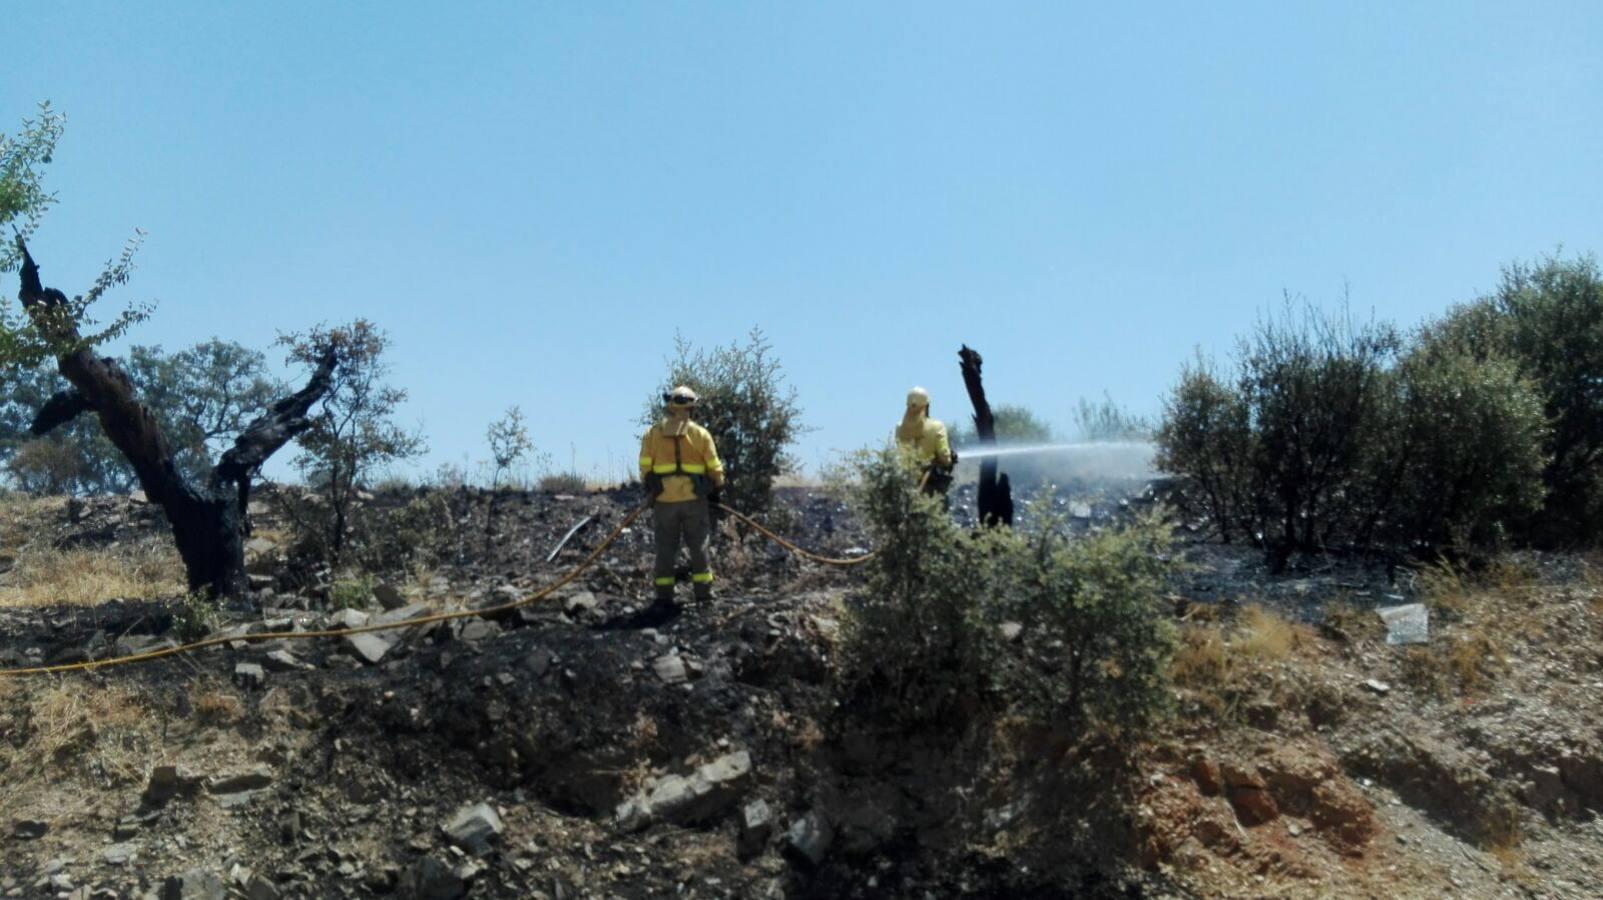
top-left (652, 500), bottom-right (713, 600)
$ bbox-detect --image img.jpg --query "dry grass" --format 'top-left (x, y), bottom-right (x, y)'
top-left (1415, 557), bottom-right (1473, 616)
top-left (190, 680), bottom-right (244, 726)
top-left (1417, 555), bottom-right (1540, 620)
top-left (1232, 605), bottom-right (1310, 660)
top-left (1486, 556), bottom-right (1539, 594)
top-left (0, 681), bottom-right (161, 786)
top-left (1170, 627), bottom-right (1229, 688)
top-left (1401, 630), bottom-right (1509, 697)
top-left (0, 493), bottom-right (64, 548)
top-left (1447, 632), bottom-right (1508, 690)
top-left (0, 539), bottom-right (184, 607)
top-left (1171, 605), bottom-right (1308, 688)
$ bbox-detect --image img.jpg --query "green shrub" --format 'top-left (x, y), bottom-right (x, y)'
top-left (356, 493), bottom-right (451, 572)
top-left (1378, 349), bottom-right (1549, 555)
top-left (329, 575), bottom-right (375, 610)
top-left (993, 509), bottom-right (1177, 734)
top-left (1153, 356), bottom-right (1255, 542)
top-left (836, 448), bottom-right (998, 729)
top-left (174, 590), bottom-right (219, 641)
top-left (949, 403), bottom-right (1055, 448)
top-left (1157, 291), bottom-right (1559, 560)
top-left (1238, 300), bottom-right (1401, 556)
top-left (1159, 301), bottom-right (1403, 556)
top-left (837, 449), bottom-right (1179, 736)
top-left (1422, 253), bottom-right (1603, 544)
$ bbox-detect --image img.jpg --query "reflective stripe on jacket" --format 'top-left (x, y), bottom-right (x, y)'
top-left (639, 418), bottom-right (725, 504)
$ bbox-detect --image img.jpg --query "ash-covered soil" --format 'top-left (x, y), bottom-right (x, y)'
top-left (2, 485), bottom-right (1601, 899)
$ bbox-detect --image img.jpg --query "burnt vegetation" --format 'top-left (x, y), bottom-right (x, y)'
top-left (10, 104), bottom-right (1603, 898)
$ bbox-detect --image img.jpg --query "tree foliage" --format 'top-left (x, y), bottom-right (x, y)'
top-left (1, 340), bottom-right (279, 494)
top-left (642, 328), bottom-right (803, 515)
top-left (2, 107), bottom-right (149, 370)
top-left (949, 403), bottom-right (1055, 448)
top-left (1073, 392), bottom-right (1152, 442)
top-left (1420, 253), bottom-right (1603, 544)
top-left (1153, 356), bottom-right (1254, 543)
top-left (278, 320), bottom-right (425, 566)
top-left (1379, 349), bottom-right (1549, 552)
top-left (1157, 295), bottom-right (1552, 559)
top-left (0, 103), bottom-right (64, 272)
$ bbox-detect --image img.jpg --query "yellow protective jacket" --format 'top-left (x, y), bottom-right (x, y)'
top-left (896, 415), bottom-right (953, 468)
top-left (639, 417), bottom-right (726, 504)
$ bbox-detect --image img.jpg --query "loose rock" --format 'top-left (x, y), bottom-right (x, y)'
top-left (345, 632), bottom-right (393, 665)
top-left (399, 856), bottom-right (466, 900)
top-left (233, 662), bottom-right (266, 689)
top-left (442, 802), bottom-right (504, 857)
top-left (161, 870), bottom-right (226, 900)
top-left (786, 811), bottom-right (834, 866)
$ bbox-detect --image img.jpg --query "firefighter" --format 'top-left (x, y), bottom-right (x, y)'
top-left (639, 385), bottom-right (725, 611)
top-left (895, 386), bottom-right (956, 496)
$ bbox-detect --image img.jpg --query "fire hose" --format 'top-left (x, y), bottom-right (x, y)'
top-left (0, 500), bottom-right (874, 678)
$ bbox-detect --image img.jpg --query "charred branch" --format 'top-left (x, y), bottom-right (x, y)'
top-left (957, 344), bottom-right (1014, 528)
top-left (210, 348), bottom-right (337, 491)
top-left (29, 388), bottom-right (91, 435)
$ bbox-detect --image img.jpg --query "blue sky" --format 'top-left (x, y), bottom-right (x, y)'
top-left (5, 2), bottom-right (1601, 482)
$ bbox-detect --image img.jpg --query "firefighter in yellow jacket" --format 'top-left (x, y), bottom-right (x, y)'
top-left (639, 386), bottom-right (725, 610)
top-left (896, 386), bottom-right (956, 495)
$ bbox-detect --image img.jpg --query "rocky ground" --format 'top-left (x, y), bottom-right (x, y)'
top-left (1, 485), bottom-right (1601, 898)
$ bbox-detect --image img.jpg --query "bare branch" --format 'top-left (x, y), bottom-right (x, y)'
top-left (210, 347), bottom-right (338, 488)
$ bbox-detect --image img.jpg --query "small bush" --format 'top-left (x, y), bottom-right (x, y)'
top-left (991, 510), bottom-right (1178, 735)
top-left (1378, 350), bottom-right (1548, 555)
top-left (1073, 392), bottom-right (1151, 442)
top-left (537, 472), bottom-right (589, 493)
top-left (1154, 355), bottom-right (1255, 543)
top-left (836, 448), bottom-right (997, 729)
top-left (329, 575), bottom-right (375, 610)
top-left (171, 590), bottom-right (217, 640)
top-left (643, 328), bottom-right (804, 516)
top-left (837, 449), bottom-right (1178, 737)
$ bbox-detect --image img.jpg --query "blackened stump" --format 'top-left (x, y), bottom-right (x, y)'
top-left (957, 344), bottom-right (1014, 528)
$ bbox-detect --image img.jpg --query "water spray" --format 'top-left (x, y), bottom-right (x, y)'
top-left (956, 440), bottom-right (1154, 459)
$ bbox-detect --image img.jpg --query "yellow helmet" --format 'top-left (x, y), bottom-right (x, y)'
top-left (906, 386), bottom-right (930, 410)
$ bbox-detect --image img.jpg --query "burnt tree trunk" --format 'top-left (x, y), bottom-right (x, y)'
top-left (957, 344), bottom-right (1014, 528)
top-left (17, 240), bottom-right (336, 599)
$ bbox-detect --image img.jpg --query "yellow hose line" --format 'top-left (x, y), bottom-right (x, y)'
top-left (0, 505), bottom-right (648, 678)
top-left (715, 503), bottom-right (878, 567)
